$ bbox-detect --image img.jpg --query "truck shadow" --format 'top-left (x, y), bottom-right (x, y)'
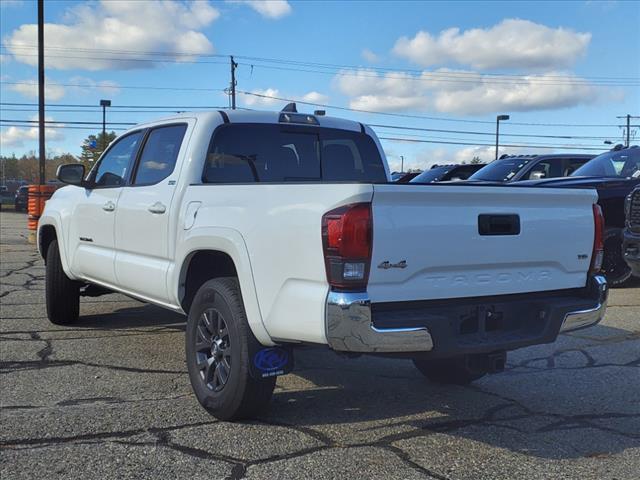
top-left (77, 302), bottom-right (186, 332)
top-left (73, 301), bottom-right (638, 460)
top-left (264, 322), bottom-right (639, 460)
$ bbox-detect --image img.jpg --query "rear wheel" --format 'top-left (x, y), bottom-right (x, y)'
top-left (45, 239), bottom-right (80, 325)
top-left (185, 277), bottom-right (275, 421)
top-left (603, 230), bottom-right (632, 287)
top-left (413, 355), bottom-right (486, 385)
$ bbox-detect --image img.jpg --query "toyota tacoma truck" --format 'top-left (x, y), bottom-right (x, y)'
top-left (38, 106), bottom-right (608, 420)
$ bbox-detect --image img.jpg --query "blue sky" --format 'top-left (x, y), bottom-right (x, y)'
top-left (1, 0), bottom-right (639, 171)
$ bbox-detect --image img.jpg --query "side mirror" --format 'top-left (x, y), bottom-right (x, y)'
top-left (57, 164), bottom-right (87, 187)
top-left (530, 171), bottom-right (546, 180)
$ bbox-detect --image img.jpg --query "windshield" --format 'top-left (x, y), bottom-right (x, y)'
top-left (572, 148), bottom-right (640, 178)
top-left (410, 166), bottom-right (452, 183)
top-left (468, 158), bottom-right (534, 182)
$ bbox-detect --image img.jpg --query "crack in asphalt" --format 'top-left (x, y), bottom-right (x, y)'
top-left (0, 358), bottom-right (186, 375)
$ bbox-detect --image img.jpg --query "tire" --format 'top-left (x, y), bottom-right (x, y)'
top-left (603, 231), bottom-right (632, 287)
top-left (45, 239), bottom-right (80, 325)
top-left (185, 277), bottom-right (276, 421)
top-left (413, 356), bottom-right (486, 385)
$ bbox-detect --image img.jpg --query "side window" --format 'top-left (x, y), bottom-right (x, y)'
top-left (563, 158), bottom-right (586, 176)
top-left (134, 124), bottom-right (187, 185)
top-left (320, 133), bottom-right (386, 182)
top-left (204, 124), bottom-right (320, 183)
top-left (526, 160), bottom-right (553, 180)
top-left (92, 131), bottom-right (143, 187)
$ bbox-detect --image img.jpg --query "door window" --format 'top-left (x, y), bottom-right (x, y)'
top-left (92, 131), bottom-right (144, 187)
top-left (133, 124), bottom-right (187, 185)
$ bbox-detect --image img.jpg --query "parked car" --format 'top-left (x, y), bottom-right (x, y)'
top-left (623, 186), bottom-right (640, 277)
top-left (468, 154), bottom-right (595, 183)
top-left (394, 171), bottom-right (421, 183)
top-left (411, 163), bottom-right (486, 183)
top-left (39, 107), bottom-right (608, 420)
top-left (14, 186), bottom-right (29, 212)
top-left (520, 146), bottom-right (640, 286)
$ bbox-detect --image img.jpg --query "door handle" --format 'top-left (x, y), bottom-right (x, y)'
top-left (148, 202), bottom-right (166, 214)
top-left (102, 201), bottom-right (116, 212)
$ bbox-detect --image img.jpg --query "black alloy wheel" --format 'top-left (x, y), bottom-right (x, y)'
top-left (195, 308), bottom-right (232, 392)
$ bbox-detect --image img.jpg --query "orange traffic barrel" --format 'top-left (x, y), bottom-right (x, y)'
top-left (27, 184), bottom-right (58, 231)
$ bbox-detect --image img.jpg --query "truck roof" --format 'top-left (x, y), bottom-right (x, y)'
top-left (130, 109), bottom-right (363, 133)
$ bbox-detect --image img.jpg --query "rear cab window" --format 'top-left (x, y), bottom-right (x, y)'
top-left (203, 123), bottom-right (387, 183)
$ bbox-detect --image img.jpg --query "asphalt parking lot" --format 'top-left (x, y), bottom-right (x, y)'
top-left (1, 209), bottom-right (639, 480)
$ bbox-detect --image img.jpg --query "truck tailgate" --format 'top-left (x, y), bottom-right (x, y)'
top-left (368, 184), bottom-right (597, 303)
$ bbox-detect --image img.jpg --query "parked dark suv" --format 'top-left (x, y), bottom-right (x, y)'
top-left (521, 146), bottom-right (640, 286)
top-left (411, 163), bottom-right (486, 183)
top-left (468, 154), bottom-right (594, 183)
top-left (14, 186), bottom-right (29, 212)
top-left (623, 186), bottom-right (640, 277)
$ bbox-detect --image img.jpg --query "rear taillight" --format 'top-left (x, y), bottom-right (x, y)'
top-left (590, 203), bottom-right (604, 274)
top-left (322, 203), bottom-right (372, 290)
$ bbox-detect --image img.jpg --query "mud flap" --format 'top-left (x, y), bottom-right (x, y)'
top-left (249, 345), bottom-right (294, 379)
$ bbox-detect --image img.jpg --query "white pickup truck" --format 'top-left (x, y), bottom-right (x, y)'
top-left (39, 106), bottom-right (608, 420)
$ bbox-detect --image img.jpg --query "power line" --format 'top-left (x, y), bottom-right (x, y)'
top-left (0, 121), bottom-right (605, 148)
top-left (1, 81), bottom-right (226, 92)
top-left (377, 137), bottom-right (606, 151)
top-left (0, 123), bottom-right (127, 131)
top-left (2, 44), bottom-right (638, 85)
top-left (1, 118), bottom-right (135, 125)
top-left (235, 61), bottom-right (639, 87)
top-left (233, 54), bottom-right (640, 83)
top-left (236, 90), bottom-right (634, 127)
top-left (374, 131), bottom-right (606, 149)
top-left (0, 102), bottom-right (228, 109)
top-left (368, 123), bottom-right (618, 140)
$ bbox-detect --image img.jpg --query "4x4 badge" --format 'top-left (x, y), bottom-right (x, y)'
top-left (377, 260), bottom-right (408, 269)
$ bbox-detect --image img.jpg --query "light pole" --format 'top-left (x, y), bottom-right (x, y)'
top-left (100, 99), bottom-right (111, 153)
top-left (495, 114), bottom-right (510, 160)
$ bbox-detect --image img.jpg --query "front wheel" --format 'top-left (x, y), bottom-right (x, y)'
top-left (185, 277), bottom-right (275, 421)
top-left (413, 355), bottom-right (486, 385)
top-left (45, 239), bottom-right (80, 325)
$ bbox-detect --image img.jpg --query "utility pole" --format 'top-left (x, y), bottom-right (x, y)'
top-left (37, 0), bottom-right (45, 184)
top-left (100, 99), bottom-right (111, 152)
top-left (616, 114), bottom-right (640, 147)
top-left (230, 55), bottom-right (238, 110)
top-left (400, 155), bottom-right (404, 173)
top-left (495, 114), bottom-right (510, 160)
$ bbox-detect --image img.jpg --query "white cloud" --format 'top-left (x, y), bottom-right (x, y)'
top-left (5, 1), bottom-right (219, 70)
top-left (68, 77), bottom-right (121, 96)
top-left (0, 0), bottom-right (23, 8)
top-left (9, 79), bottom-right (66, 101)
top-left (334, 68), bottom-right (601, 115)
top-left (361, 49), bottom-right (379, 63)
top-left (241, 88), bottom-right (329, 108)
top-left (0, 116), bottom-right (64, 149)
top-left (242, 88), bottom-right (282, 106)
top-left (7, 77), bottom-right (121, 101)
top-left (393, 19), bottom-right (591, 70)
top-left (234, 0), bottom-right (291, 19)
top-left (300, 91), bottom-right (329, 104)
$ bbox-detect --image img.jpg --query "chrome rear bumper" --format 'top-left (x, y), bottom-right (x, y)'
top-left (325, 276), bottom-right (608, 354)
top-left (325, 291), bottom-right (434, 353)
top-left (560, 275), bottom-right (608, 333)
